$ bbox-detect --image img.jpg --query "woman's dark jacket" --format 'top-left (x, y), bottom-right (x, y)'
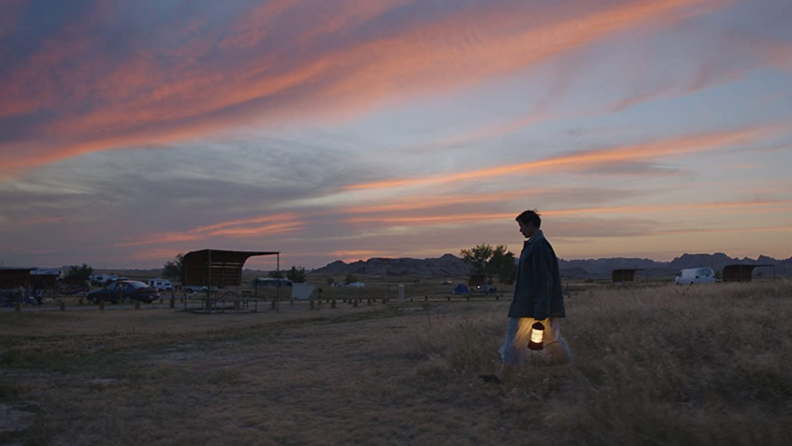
top-left (508, 230), bottom-right (565, 319)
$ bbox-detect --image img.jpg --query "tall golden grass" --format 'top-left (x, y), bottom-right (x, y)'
top-left (388, 281), bottom-right (792, 445)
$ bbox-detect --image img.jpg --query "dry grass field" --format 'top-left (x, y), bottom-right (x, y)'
top-left (1, 281), bottom-right (791, 446)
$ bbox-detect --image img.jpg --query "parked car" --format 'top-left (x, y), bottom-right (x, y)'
top-left (675, 267), bottom-right (716, 285)
top-left (87, 280), bottom-right (160, 304)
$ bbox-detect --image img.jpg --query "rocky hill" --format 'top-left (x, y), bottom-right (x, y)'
top-left (311, 252), bottom-right (792, 279)
top-left (312, 254), bottom-right (470, 277)
top-left (560, 252), bottom-right (791, 279)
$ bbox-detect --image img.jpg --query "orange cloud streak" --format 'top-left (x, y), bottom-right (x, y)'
top-left (193, 213), bottom-right (301, 233)
top-left (207, 221), bottom-right (305, 238)
top-left (0, 0), bottom-right (734, 173)
top-left (340, 191), bottom-right (530, 214)
top-left (650, 226), bottom-right (792, 236)
top-left (345, 124), bottom-right (781, 191)
top-left (114, 213), bottom-right (303, 247)
top-left (346, 200), bottom-right (791, 225)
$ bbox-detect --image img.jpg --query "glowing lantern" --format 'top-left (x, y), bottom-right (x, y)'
top-left (528, 321), bottom-right (545, 350)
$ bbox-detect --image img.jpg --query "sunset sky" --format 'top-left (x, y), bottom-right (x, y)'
top-left (1, 0), bottom-right (791, 270)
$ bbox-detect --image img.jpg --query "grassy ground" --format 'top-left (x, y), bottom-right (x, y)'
top-left (1, 281), bottom-right (790, 445)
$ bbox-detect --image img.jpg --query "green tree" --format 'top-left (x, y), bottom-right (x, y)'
top-left (460, 244), bottom-right (494, 277)
top-left (344, 274), bottom-right (358, 285)
top-left (488, 245), bottom-right (517, 285)
top-left (66, 264), bottom-right (93, 282)
top-left (326, 276), bottom-right (335, 285)
top-left (287, 266), bottom-right (307, 283)
top-left (268, 269), bottom-right (284, 279)
top-left (460, 244), bottom-right (517, 284)
top-left (162, 253), bottom-right (184, 280)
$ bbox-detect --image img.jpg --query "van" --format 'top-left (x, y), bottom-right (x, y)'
top-left (675, 267), bottom-right (716, 285)
top-left (146, 279), bottom-right (173, 291)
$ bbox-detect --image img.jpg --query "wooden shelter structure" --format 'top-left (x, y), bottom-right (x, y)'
top-left (722, 264), bottom-right (776, 282)
top-left (0, 268), bottom-right (34, 306)
top-left (0, 268), bottom-right (34, 289)
top-left (181, 249), bottom-right (281, 313)
top-left (30, 269), bottom-right (61, 290)
top-left (611, 268), bottom-right (648, 284)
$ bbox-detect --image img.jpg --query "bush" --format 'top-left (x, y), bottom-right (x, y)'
top-left (287, 266), bottom-right (307, 283)
top-left (65, 264), bottom-right (93, 282)
top-left (162, 253), bottom-right (184, 279)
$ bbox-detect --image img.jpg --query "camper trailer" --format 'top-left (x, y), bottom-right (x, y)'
top-left (675, 267), bottom-right (716, 285)
top-left (146, 278), bottom-right (173, 291)
top-left (89, 274), bottom-right (118, 286)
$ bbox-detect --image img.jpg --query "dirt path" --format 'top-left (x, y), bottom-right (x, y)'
top-left (2, 303), bottom-right (526, 446)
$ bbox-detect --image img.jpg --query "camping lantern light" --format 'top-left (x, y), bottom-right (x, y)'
top-left (528, 321), bottom-right (545, 350)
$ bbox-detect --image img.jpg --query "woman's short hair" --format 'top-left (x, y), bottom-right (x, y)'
top-left (515, 209), bottom-right (541, 228)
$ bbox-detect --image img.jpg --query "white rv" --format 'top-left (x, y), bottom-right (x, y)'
top-left (675, 267), bottom-right (716, 285)
top-left (90, 274), bottom-right (118, 286)
top-left (146, 279), bottom-right (173, 291)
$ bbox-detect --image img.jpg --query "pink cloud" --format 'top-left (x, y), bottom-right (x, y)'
top-left (0, 0), bottom-right (736, 174)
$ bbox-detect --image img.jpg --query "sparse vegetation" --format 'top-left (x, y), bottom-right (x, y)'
top-left (488, 245), bottom-right (517, 285)
top-left (0, 280), bottom-right (789, 445)
top-left (161, 253), bottom-right (184, 280)
top-left (460, 243), bottom-right (517, 284)
top-left (65, 263), bottom-right (93, 282)
top-left (287, 265), bottom-right (307, 283)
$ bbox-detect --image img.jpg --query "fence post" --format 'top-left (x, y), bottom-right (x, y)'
top-left (331, 299), bottom-right (336, 308)
top-left (60, 301), bottom-right (66, 311)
